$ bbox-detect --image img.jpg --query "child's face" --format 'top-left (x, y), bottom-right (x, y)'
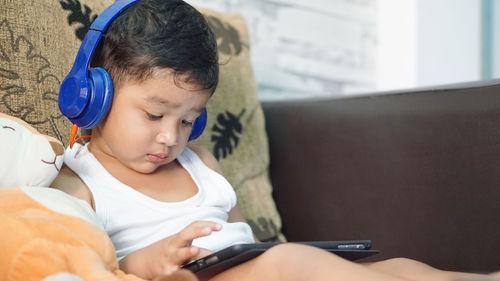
top-left (90, 69), bottom-right (211, 174)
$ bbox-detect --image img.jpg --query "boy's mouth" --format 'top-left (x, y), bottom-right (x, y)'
top-left (147, 153), bottom-right (167, 163)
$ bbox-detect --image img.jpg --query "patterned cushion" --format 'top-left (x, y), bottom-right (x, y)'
top-left (0, 0), bottom-right (284, 242)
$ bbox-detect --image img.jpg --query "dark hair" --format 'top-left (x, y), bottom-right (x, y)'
top-left (91, 0), bottom-right (219, 94)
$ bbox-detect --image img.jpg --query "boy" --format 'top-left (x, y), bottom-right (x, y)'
top-left (53, 0), bottom-right (498, 280)
top-left (54, 0), bottom-right (255, 278)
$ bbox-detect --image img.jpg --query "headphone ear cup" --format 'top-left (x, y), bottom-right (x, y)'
top-left (188, 108), bottom-right (207, 141)
top-left (73, 67), bottom-right (114, 129)
top-left (59, 72), bottom-right (91, 122)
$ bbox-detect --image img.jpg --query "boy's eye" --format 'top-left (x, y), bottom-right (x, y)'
top-left (182, 120), bottom-right (193, 126)
top-left (146, 113), bottom-right (162, 120)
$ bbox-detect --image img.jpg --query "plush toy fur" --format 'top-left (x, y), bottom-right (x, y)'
top-left (0, 113), bottom-right (197, 281)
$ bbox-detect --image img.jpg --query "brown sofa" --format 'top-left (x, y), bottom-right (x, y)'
top-left (2, 0), bottom-right (498, 276)
top-left (262, 79), bottom-right (500, 273)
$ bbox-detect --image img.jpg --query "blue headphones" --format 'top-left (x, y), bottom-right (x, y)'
top-left (59, 0), bottom-right (207, 141)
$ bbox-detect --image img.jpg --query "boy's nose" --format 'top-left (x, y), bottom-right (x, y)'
top-left (156, 127), bottom-right (178, 146)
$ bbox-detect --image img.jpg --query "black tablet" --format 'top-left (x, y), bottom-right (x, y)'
top-left (181, 240), bottom-right (379, 280)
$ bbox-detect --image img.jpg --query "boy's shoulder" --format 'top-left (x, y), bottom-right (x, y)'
top-left (186, 145), bottom-right (223, 175)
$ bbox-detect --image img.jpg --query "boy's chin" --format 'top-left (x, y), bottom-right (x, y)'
top-left (140, 164), bottom-right (164, 174)
top-left (128, 161), bottom-right (164, 174)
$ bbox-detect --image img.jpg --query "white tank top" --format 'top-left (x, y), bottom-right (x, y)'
top-left (64, 143), bottom-right (254, 260)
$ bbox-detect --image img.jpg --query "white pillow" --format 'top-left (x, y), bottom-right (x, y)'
top-left (0, 115), bottom-right (63, 187)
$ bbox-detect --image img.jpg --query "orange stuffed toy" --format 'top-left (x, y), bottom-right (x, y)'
top-left (0, 112), bottom-right (197, 281)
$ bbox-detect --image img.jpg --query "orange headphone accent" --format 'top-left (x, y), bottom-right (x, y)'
top-left (69, 124), bottom-right (92, 148)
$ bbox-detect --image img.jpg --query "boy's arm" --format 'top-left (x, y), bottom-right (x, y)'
top-left (51, 165), bottom-right (95, 209)
top-left (228, 206), bottom-right (260, 242)
top-left (228, 205), bottom-right (247, 223)
top-left (187, 145), bottom-right (224, 175)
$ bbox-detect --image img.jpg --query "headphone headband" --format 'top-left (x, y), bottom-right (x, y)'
top-left (90, 0), bottom-right (140, 32)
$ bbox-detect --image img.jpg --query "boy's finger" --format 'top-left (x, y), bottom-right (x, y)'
top-left (170, 246), bottom-right (200, 266)
top-left (174, 222), bottom-right (222, 246)
top-left (175, 226), bottom-right (212, 246)
top-left (186, 220), bottom-right (222, 230)
top-left (155, 269), bottom-right (198, 281)
top-left (196, 248), bottom-right (214, 259)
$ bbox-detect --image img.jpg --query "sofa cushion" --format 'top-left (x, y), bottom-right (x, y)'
top-left (0, 1), bottom-right (284, 242)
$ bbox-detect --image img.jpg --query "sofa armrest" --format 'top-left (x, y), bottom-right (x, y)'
top-left (261, 80), bottom-right (500, 272)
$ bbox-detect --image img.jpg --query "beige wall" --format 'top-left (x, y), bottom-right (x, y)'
top-left (187, 0), bottom-right (378, 100)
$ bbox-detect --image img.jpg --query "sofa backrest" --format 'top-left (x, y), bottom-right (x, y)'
top-left (263, 79), bottom-right (500, 272)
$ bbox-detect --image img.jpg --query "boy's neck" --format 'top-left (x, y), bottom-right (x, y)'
top-left (88, 140), bottom-right (198, 202)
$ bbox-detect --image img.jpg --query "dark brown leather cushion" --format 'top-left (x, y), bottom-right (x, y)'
top-left (263, 80), bottom-right (500, 272)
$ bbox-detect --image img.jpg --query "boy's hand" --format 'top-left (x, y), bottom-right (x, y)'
top-left (119, 221), bottom-right (221, 279)
top-left (153, 269), bottom-right (198, 281)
